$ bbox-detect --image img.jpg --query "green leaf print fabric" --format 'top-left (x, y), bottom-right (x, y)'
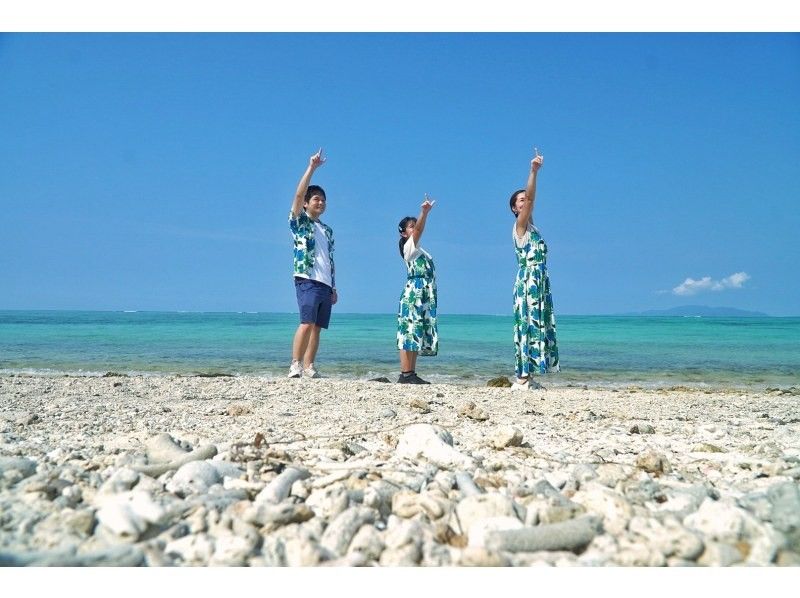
top-left (397, 250), bottom-right (438, 356)
top-left (513, 224), bottom-right (559, 377)
top-left (289, 211), bottom-right (335, 285)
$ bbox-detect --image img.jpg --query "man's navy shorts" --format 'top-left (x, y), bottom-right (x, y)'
top-left (295, 277), bottom-right (333, 329)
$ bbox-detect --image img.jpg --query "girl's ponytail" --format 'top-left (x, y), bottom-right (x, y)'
top-left (397, 216), bottom-right (416, 258)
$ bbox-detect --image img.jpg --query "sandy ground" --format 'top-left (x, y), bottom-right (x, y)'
top-left (1, 374), bottom-right (799, 566)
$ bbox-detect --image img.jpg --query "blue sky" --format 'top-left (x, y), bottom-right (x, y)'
top-left (1, 33), bottom-right (798, 315)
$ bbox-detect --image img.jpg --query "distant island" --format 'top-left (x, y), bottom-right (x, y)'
top-left (622, 305), bottom-right (769, 317)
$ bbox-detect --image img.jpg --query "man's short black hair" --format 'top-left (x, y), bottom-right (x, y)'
top-left (305, 185), bottom-right (326, 203)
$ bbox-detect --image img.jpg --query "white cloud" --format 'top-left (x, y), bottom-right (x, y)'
top-left (723, 272), bottom-right (750, 288)
top-left (672, 272), bottom-right (750, 296)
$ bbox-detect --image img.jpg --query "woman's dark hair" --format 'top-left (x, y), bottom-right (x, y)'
top-left (304, 185), bottom-right (326, 203)
top-left (509, 188), bottom-right (525, 216)
top-left (398, 216), bottom-right (417, 257)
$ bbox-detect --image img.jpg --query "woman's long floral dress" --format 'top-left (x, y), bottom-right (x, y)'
top-left (397, 242), bottom-right (438, 356)
top-left (513, 223), bottom-right (559, 377)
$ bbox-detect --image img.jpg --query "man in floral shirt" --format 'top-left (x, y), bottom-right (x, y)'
top-left (287, 149), bottom-right (337, 378)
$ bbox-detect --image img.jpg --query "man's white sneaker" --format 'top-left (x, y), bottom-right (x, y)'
top-left (304, 364), bottom-right (320, 378)
top-left (288, 360), bottom-right (303, 378)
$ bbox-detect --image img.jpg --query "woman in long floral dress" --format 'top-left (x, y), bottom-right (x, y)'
top-left (396, 196), bottom-right (438, 384)
top-left (510, 148), bottom-right (559, 389)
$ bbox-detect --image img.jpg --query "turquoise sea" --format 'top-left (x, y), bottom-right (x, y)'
top-left (1, 311), bottom-right (798, 389)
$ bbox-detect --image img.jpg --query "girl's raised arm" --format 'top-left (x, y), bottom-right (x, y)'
top-left (412, 194), bottom-right (436, 245)
top-left (515, 147), bottom-right (543, 237)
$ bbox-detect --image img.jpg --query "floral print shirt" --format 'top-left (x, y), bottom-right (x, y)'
top-left (289, 210), bottom-right (335, 288)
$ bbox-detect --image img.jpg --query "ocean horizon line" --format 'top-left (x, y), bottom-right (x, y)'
top-left (0, 309), bottom-right (792, 317)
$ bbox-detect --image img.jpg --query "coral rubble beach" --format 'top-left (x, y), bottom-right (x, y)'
top-left (1, 374), bottom-right (799, 567)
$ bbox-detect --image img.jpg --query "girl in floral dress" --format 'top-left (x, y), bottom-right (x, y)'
top-left (396, 196), bottom-right (438, 384)
top-left (510, 148), bottom-right (559, 390)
